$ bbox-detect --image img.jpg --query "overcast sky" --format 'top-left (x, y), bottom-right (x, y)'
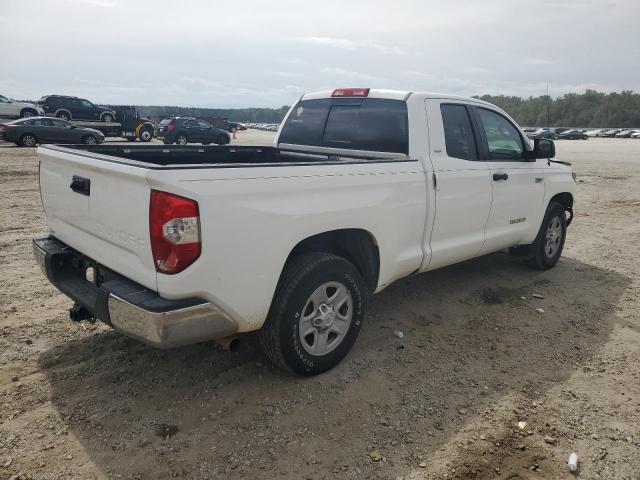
top-left (1, 0), bottom-right (639, 108)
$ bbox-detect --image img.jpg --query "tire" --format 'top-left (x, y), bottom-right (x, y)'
top-left (19, 133), bottom-right (37, 147)
top-left (102, 113), bottom-right (114, 123)
top-left (82, 135), bottom-right (97, 145)
top-left (526, 202), bottom-right (567, 270)
top-left (216, 134), bottom-right (228, 145)
top-left (259, 252), bottom-right (367, 376)
top-left (175, 134), bottom-right (188, 145)
top-left (20, 109), bottom-right (37, 118)
top-left (139, 129), bottom-right (153, 142)
top-left (56, 111), bottom-right (71, 121)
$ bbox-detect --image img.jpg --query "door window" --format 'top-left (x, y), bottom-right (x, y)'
top-left (79, 99), bottom-right (93, 108)
top-left (477, 108), bottom-right (524, 160)
top-left (440, 104), bottom-right (477, 160)
top-left (50, 119), bottom-right (68, 127)
top-left (32, 119), bottom-right (52, 126)
top-left (184, 120), bottom-right (198, 127)
top-left (197, 120), bottom-right (211, 129)
top-left (0, 96), bottom-right (9, 103)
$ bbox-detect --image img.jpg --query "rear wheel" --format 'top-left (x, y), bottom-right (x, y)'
top-left (175, 134), bottom-right (188, 145)
top-left (20, 109), bottom-right (36, 118)
top-left (82, 135), bottom-right (97, 145)
top-left (19, 133), bottom-right (37, 147)
top-left (56, 111), bottom-right (70, 121)
top-left (526, 202), bottom-right (567, 270)
top-left (102, 113), bottom-right (114, 123)
top-left (259, 252), bottom-right (367, 375)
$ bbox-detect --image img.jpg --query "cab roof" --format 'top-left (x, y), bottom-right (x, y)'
top-left (300, 88), bottom-right (498, 109)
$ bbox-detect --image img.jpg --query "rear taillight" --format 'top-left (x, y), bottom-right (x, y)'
top-left (149, 190), bottom-right (201, 274)
top-left (167, 123), bottom-right (175, 133)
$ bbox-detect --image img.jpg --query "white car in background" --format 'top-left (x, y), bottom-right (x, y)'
top-left (584, 129), bottom-right (603, 137)
top-left (631, 131), bottom-right (640, 139)
top-left (0, 95), bottom-right (45, 118)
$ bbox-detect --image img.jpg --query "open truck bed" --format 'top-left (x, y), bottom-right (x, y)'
top-left (41, 144), bottom-right (407, 168)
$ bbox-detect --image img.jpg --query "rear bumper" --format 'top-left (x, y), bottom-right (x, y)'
top-left (32, 236), bottom-right (237, 348)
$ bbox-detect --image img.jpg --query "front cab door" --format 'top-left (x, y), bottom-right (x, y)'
top-left (472, 107), bottom-right (546, 253)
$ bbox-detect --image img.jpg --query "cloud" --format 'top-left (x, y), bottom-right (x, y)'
top-left (296, 36), bottom-right (407, 55)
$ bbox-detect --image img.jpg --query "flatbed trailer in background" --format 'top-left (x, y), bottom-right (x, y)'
top-left (71, 106), bottom-right (155, 142)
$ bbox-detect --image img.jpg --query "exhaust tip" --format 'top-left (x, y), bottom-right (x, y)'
top-left (216, 336), bottom-right (241, 352)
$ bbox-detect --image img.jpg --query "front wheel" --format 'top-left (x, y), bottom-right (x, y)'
top-left (175, 134), bottom-right (188, 145)
top-left (102, 113), bottom-right (114, 123)
top-left (526, 202), bottom-right (567, 270)
top-left (259, 252), bottom-right (367, 376)
top-left (20, 109), bottom-right (36, 118)
top-left (82, 135), bottom-right (97, 145)
top-left (139, 129), bottom-right (153, 142)
top-left (56, 111), bottom-right (70, 121)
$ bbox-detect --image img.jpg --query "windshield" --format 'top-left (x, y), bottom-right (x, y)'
top-left (159, 119), bottom-right (172, 126)
top-left (279, 97), bottom-right (409, 154)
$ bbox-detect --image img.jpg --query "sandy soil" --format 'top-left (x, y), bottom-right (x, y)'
top-left (0, 133), bottom-right (639, 480)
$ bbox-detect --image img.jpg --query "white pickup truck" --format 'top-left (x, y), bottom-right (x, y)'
top-left (33, 88), bottom-right (575, 375)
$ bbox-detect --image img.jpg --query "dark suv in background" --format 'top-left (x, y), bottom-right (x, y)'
top-left (38, 95), bottom-right (116, 122)
top-left (155, 117), bottom-right (231, 145)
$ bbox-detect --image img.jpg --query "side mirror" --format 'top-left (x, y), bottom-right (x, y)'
top-left (532, 138), bottom-right (555, 159)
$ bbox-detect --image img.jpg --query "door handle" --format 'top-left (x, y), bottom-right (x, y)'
top-left (493, 172), bottom-right (509, 181)
top-left (70, 175), bottom-right (90, 196)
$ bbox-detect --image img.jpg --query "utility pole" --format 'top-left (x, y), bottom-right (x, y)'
top-left (546, 83), bottom-right (550, 127)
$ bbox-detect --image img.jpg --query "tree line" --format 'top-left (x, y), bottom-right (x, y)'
top-left (99, 89), bottom-right (640, 127)
top-left (475, 90), bottom-right (640, 127)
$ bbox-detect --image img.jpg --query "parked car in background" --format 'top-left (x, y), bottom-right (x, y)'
top-left (1, 117), bottom-right (105, 146)
top-left (155, 117), bottom-right (231, 145)
top-left (615, 130), bottom-right (636, 138)
top-left (38, 95), bottom-right (116, 123)
top-left (600, 129), bottom-right (622, 137)
top-left (631, 131), bottom-right (640, 139)
top-left (0, 95), bottom-right (45, 118)
top-left (585, 129), bottom-right (604, 137)
top-left (529, 129), bottom-right (557, 140)
top-left (557, 129), bottom-right (588, 140)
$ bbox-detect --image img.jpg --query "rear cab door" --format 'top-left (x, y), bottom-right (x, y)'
top-left (423, 99), bottom-right (493, 270)
top-left (471, 106), bottom-right (546, 252)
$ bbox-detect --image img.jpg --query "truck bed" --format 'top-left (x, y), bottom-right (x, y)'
top-left (41, 144), bottom-right (407, 168)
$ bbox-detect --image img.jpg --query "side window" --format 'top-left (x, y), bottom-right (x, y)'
top-left (440, 104), bottom-right (477, 160)
top-left (50, 119), bottom-right (68, 127)
top-left (477, 108), bottom-right (524, 160)
top-left (0, 96), bottom-right (9, 103)
top-left (197, 120), bottom-right (211, 128)
top-left (80, 99), bottom-right (93, 108)
top-left (184, 120), bottom-right (198, 127)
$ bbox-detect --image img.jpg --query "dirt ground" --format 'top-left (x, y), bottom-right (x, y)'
top-left (0, 132), bottom-right (639, 480)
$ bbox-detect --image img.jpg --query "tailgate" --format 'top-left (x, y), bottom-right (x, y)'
top-left (38, 146), bottom-right (157, 290)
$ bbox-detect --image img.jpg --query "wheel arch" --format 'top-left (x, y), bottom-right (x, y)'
top-left (283, 228), bottom-right (381, 292)
top-left (19, 107), bottom-right (37, 116)
top-left (549, 192), bottom-right (574, 225)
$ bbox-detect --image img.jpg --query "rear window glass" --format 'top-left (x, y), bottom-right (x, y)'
top-left (440, 104), bottom-right (477, 160)
top-left (279, 98), bottom-right (408, 154)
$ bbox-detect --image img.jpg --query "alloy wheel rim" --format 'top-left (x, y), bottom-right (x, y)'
top-left (298, 281), bottom-right (353, 356)
top-left (23, 135), bottom-right (36, 146)
top-left (544, 216), bottom-right (563, 258)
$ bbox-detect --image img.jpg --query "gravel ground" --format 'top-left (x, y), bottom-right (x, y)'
top-left (0, 133), bottom-right (639, 480)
